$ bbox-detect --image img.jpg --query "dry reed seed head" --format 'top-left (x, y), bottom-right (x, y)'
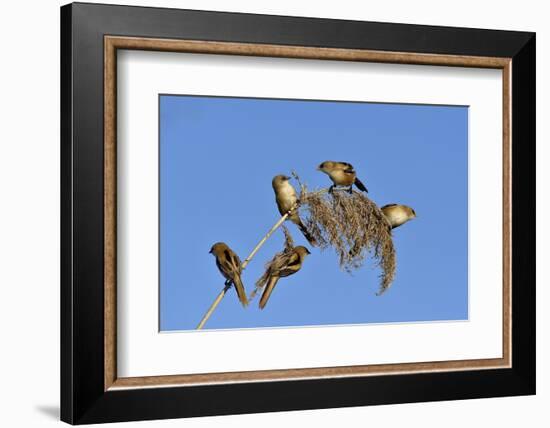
top-left (281, 225), bottom-right (295, 252)
top-left (299, 188), bottom-right (396, 294)
top-left (291, 171), bottom-right (309, 204)
top-left (291, 170), bottom-right (302, 186)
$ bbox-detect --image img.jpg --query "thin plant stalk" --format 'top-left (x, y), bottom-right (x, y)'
top-left (195, 283), bottom-right (231, 330)
top-left (195, 211), bottom-right (291, 330)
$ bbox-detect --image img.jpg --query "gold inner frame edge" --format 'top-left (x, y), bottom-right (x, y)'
top-left (104, 36), bottom-right (512, 391)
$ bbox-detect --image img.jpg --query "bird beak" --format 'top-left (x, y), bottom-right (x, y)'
top-left (208, 249), bottom-right (212, 254)
top-left (284, 175), bottom-right (290, 180)
top-left (305, 248), bottom-right (311, 255)
top-left (316, 165), bottom-right (321, 171)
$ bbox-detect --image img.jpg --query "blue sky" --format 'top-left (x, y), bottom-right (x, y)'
top-left (159, 95), bottom-right (468, 331)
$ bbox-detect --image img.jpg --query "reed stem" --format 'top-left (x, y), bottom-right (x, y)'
top-left (195, 211), bottom-right (291, 330)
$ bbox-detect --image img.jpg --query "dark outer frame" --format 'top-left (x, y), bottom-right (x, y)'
top-left (61, 2), bottom-right (535, 424)
top-left (104, 36), bottom-right (513, 389)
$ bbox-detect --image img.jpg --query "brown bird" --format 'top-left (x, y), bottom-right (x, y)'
top-left (209, 242), bottom-right (248, 307)
top-left (381, 204), bottom-right (417, 229)
top-left (317, 161), bottom-right (368, 194)
top-left (272, 175), bottom-right (317, 246)
top-left (256, 245), bottom-right (311, 309)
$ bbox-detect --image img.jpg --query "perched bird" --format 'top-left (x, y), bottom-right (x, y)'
top-left (317, 161), bottom-right (368, 194)
top-left (209, 242), bottom-right (248, 307)
top-left (256, 245), bottom-right (311, 309)
top-left (381, 204), bottom-right (417, 229)
top-left (272, 175), bottom-right (317, 246)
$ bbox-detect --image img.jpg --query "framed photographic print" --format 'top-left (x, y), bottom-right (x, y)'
top-left (60, 2), bottom-right (535, 424)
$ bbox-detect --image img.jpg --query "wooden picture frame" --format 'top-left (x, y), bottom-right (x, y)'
top-left (61, 2), bottom-right (535, 424)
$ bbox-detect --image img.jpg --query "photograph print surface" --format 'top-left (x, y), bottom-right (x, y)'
top-left (159, 95), bottom-right (468, 331)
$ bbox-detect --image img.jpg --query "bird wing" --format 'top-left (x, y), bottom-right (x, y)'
top-left (216, 257), bottom-right (231, 281)
top-left (278, 252), bottom-right (302, 277)
top-left (339, 161), bottom-right (354, 169)
top-left (224, 249), bottom-right (242, 274)
top-left (338, 162), bottom-right (355, 173)
top-left (221, 249), bottom-right (247, 306)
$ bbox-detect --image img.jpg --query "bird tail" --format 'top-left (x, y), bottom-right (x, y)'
top-left (250, 270), bottom-right (269, 302)
top-left (292, 216), bottom-right (317, 246)
top-left (232, 274), bottom-right (248, 307)
top-left (259, 276), bottom-right (279, 310)
top-left (354, 177), bottom-right (368, 193)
